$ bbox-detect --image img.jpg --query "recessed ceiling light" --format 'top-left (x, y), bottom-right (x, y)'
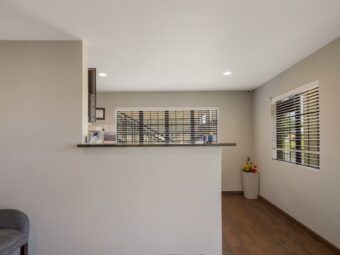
top-left (98, 72), bottom-right (107, 77)
top-left (223, 71), bottom-right (232, 76)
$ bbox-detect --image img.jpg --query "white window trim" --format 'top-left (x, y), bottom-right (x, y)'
top-left (271, 80), bottom-right (319, 103)
top-left (271, 80), bottom-right (320, 169)
top-left (115, 107), bottom-right (219, 145)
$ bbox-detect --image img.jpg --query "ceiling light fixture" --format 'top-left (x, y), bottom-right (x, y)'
top-left (98, 72), bottom-right (107, 77)
top-left (223, 71), bottom-right (232, 76)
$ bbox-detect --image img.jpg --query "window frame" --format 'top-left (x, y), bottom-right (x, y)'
top-left (115, 107), bottom-right (219, 145)
top-left (271, 80), bottom-right (320, 169)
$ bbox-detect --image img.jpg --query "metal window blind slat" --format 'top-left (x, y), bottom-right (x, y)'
top-left (116, 108), bottom-right (218, 145)
top-left (272, 82), bottom-right (320, 169)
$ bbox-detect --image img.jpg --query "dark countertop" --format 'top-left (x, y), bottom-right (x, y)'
top-left (77, 143), bottom-right (236, 148)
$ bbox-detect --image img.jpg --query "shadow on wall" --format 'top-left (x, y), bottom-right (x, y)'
top-left (0, 2), bottom-right (78, 40)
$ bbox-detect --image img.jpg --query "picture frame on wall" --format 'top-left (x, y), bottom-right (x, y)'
top-left (96, 108), bottom-right (105, 120)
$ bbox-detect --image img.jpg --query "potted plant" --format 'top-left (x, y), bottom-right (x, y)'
top-left (241, 157), bottom-right (259, 199)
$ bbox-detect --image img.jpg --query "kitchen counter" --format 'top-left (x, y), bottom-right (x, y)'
top-left (77, 142), bottom-right (236, 147)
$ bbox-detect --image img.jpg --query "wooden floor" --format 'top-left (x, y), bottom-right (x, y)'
top-left (222, 193), bottom-right (337, 255)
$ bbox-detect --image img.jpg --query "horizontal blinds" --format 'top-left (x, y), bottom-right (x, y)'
top-left (272, 82), bottom-right (320, 169)
top-left (116, 108), bottom-right (218, 145)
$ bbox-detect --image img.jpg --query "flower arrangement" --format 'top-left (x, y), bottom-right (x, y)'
top-left (242, 157), bottom-right (258, 173)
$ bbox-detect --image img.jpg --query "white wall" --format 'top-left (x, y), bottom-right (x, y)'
top-left (253, 37), bottom-right (340, 248)
top-left (96, 91), bottom-right (253, 191)
top-left (0, 41), bottom-right (222, 255)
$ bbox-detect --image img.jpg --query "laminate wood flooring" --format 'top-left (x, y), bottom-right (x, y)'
top-left (222, 193), bottom-right (337, 255)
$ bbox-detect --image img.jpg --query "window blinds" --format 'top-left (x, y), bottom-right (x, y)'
top-left (271, 81), bottom-right (320, 169)
top-left (116, 108), bottom-right (218, 145)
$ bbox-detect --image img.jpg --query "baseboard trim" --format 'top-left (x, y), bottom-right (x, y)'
top-left (222, 191), bottom-right (243, 195)
top-left (258, 195), bottom-right (340, 255)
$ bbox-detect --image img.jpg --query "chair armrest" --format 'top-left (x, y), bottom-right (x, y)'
top-left (0, 209), bottom-right (29, 234)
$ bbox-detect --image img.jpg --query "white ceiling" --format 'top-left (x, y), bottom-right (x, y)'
top-left (0, 0), bottom-right (339, 91)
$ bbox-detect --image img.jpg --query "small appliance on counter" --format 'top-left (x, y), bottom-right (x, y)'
top-left (86, 123), bottom-right (116, 144)
top-left (203, 134), bottom-right (217, 143)
top-left (87, 130), bottom-right (104, 144)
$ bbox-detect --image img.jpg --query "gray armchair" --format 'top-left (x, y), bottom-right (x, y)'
top-left (0, 210), bottom-right (29, 255)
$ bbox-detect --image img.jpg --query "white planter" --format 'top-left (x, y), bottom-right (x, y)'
top-left (241, 171), bottom-right (259, 199)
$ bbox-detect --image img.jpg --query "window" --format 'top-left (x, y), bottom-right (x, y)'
top-left (271, 81), bottom-right (320, 169)
top-left (116, 108), bottom-right (218, 145)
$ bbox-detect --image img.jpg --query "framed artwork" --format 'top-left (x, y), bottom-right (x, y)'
top-left (96, 108), bottom-right (105, 120)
